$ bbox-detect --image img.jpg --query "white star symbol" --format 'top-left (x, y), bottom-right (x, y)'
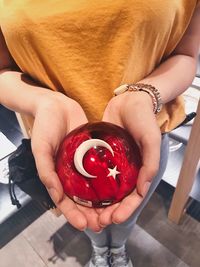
top-left (107, 166), bottom-right (120, 180)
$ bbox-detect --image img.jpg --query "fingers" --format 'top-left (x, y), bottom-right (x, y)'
top-left (99, 190), bottom-right (144, 225)
top-left (77, 205), bottom-right (103, 232)
top-left (111, 190), bottom-right (143, 224)
top-left (98, 203), bottom-right (120, 227)
top-left (95, 208), bottom-right (105, 215)
top-left (33, 146), bottom-right (88, 231)
top-left (57, 195), bottom-right (88, 231)
top-left (32, 144), bottom-right (64, 204)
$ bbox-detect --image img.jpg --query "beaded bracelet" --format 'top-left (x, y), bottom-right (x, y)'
top-left (114, 83), bottom-right (163, 114)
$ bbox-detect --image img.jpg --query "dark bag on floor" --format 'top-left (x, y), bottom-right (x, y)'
top-left (8, 139), bottom-right (55, 210)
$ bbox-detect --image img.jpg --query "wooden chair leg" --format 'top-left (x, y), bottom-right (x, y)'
top-left (168, 101), bottom-right (200, 224)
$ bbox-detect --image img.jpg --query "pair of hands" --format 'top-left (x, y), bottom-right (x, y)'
top-left (31, 90), bottom-right (161, 232)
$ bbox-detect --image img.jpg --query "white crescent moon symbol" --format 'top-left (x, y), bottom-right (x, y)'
top-left (74, 139), bottom-right (114, 178)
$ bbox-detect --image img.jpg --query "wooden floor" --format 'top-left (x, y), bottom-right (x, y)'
top-left (0, 185), bottom-right (200, 267)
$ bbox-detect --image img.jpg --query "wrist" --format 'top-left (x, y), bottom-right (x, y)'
top-left (120, 90), bottom-right (155, 112)
top-left (33, 90), bottom-right (68, 116)
top-left (0, 70), bottom-right (71, 116)
top-left (114, 83), bottom-right (162, 114)
top-left (34, 90), bottom-right (81, 120)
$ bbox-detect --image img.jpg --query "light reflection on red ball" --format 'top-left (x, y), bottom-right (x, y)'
top-left (56, 122), bottom-right (142, 207)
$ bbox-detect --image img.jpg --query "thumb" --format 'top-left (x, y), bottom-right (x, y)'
top-left (136, 166), bottom-right (151, 197)
top-left (33, 146), bottom-right (64, 205)
top-left (136, 134), bottom-right (161, 197)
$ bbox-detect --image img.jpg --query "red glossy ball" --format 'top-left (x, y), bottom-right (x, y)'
top-left (55, 122), bottom-right (142, 207)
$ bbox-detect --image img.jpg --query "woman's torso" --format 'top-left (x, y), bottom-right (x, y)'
top-left (0, 0), bottom-right (198, 131)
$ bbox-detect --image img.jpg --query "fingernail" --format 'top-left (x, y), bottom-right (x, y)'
top-left (142, 182), bottom-right (151, 197)
top-left (95, 228), bottom-right (103, 234)
top-left (48, 188), bottom-right (59, 203)
top-left (80, 227), bottom-right (87, 232)
top-left (112, 220), bottom-right (120, 225)
top-left (99, 224), bottom-right (106, 228)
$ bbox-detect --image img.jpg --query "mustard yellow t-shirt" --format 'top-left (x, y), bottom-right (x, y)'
top-left (0, 0), bottom-right (199, 132)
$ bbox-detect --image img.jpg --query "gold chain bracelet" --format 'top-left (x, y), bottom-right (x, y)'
top-left (114, 83), bottom-right (163, 114)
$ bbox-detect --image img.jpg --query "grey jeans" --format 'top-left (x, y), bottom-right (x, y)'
top-left (84, 134), bottom-right (169, 248)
